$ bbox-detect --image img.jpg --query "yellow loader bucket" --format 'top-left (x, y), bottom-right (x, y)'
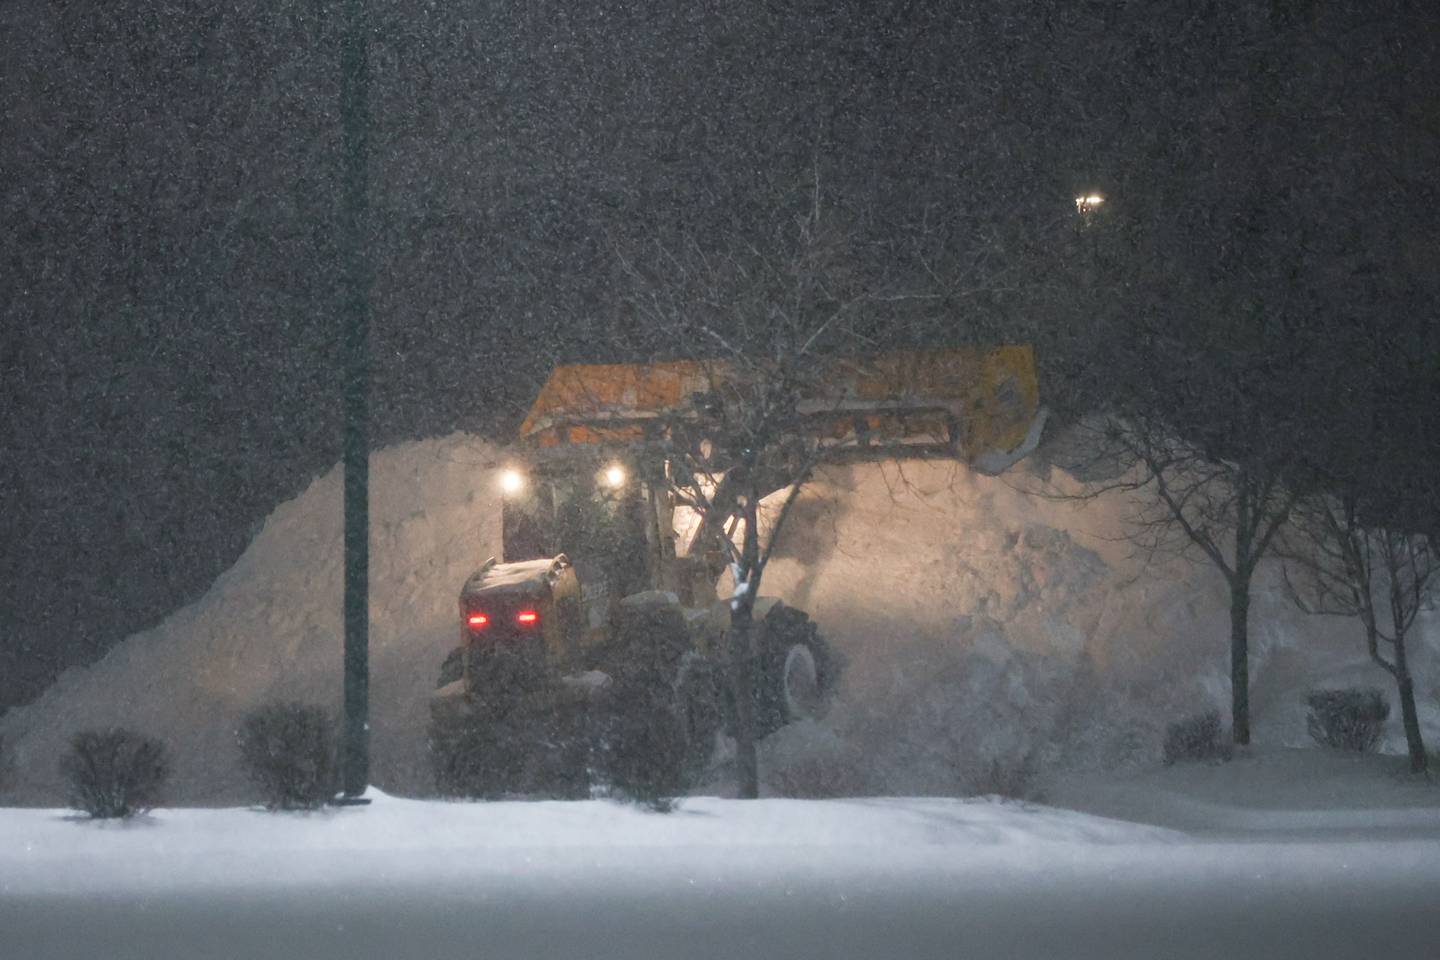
top-left (517, 346), bottom-right (1042, 471)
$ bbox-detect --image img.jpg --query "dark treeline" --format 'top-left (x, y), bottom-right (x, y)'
top-left (1, 0), bottom-right (1436, 709)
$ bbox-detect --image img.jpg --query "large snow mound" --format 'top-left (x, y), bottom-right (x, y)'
top-left (3, 433), bottom-right (1437, 803)
top-left (1, 434), bottom-right (506, 802)
top-left (746, 456), bottom-right (1440, 796)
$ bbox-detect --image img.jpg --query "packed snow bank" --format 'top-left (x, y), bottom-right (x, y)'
top-left (3, 795), bottom-right (1439, 960)
top-left (3, 432), bottom-right (1437, 804)
top-left (0, 434), bottom-right (506, 802)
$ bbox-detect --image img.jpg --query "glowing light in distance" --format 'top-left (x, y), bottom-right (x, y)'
top-left (1074, 194), bottom-right (1105, 213)
top-left (499, 469), bottom-right (525, 495)
top-left (516, 610), bottom-right (539, 624)
top-left (603, 463), bottom-right (627, 488)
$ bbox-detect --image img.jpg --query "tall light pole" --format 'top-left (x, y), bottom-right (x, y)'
top-left (339, 0), bottom-right (371, 800)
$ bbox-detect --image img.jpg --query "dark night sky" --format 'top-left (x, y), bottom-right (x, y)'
top-left (2, 0), bottom-right (1437, 710)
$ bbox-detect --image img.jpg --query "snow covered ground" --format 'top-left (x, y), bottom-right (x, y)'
top-left (4, 776), bottom-right (1438, 960)
top-left (1056, 746), bottom-right (1440, 837)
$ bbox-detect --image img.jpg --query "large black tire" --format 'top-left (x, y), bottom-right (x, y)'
top-left (754, 605), bottom-right (836, 738)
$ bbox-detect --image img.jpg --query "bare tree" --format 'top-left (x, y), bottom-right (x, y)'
top-left (663, 379), bottom-right (823, 801)
top-left (1283, 484), bottom-right (1436, 774)
top-left (615, 178), bottom-right (1022, 795)
top-left (1017, 4), bottom-right (1438, 755)
top-left (1057, 403), bottom-right (1300, 747)
top-left (616, 188), bottom-right (874, 798)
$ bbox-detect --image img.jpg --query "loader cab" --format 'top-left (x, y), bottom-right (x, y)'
top-left (499, 457), bottom-right (655, 601)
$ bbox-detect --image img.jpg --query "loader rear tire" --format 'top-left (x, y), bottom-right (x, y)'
top-left (755, 606), bottom-right (834, 738)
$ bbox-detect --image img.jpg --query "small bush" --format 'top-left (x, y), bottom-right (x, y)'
top-left (765, 752), bottom-right (870, 799)
top-left (597, 682), bottom-right (688, 812)
top-left (1306, 688), bottom-right (1388, 752)
top-left (238, 702), bottom-right (338, 810)
top-left (430, 684), bottom-right (596, 801)
top-left (1162, 711), bottom-right (1229, 765)
top-left (60, 728), bottom-right (169, 819)
top-left (969, 750), bottom-right (1047, 803)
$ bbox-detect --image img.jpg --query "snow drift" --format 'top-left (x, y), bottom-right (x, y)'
top-left (2, 432), bottom-right (1437, 803)
top-left (2, 434), bottom-right (506, 802)
top-left (753, 455), bottom-right (1440, 794)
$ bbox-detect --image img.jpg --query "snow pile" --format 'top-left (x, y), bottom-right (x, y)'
top-left (749, 456), bottom-right (1440, 796)
top-left (1, 434), bottom-right (505, 802)
top-left (3, 432), bottom-right (1437, 804)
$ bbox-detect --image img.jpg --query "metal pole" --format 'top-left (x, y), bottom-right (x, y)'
top-left (340, 0), bottom-right (371, 800)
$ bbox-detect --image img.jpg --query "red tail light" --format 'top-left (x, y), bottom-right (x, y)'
top-left (516, 610), bottom-right (539, 625)
top-left (466, 613), bottom-right (489, 628)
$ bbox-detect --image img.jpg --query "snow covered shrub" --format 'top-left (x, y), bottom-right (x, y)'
top-left (1305, 689), bottom-right (1388, 753)
top-left (597, 680), bottom-right (688, 812)
top-left (765, 751), bottom-right (870, 799)
top-left (59, 728), bottom-right (169, 819)
top-left (430, 684), bottom-right (596, 800)
top-left (967, 749), bottom-right (1047, 802)
top-left (519, 693), bottom-right (600, 801)
top-left (759, 718), bottom-right (870, 798)
top-left (1162, 711), bottom-right (1229, 765)
top-left (237, 702), bottom-right (337, 810)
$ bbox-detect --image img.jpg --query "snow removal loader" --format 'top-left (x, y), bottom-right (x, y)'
top-left (429, 346), bottom-right (1045, 798)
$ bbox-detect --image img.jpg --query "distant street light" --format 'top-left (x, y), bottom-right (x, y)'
top-left (1074, 193), bottom-right (1105, 215)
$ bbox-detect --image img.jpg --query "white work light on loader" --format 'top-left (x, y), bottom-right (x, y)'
top-left (499, 469), bottom-right (526, 496)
